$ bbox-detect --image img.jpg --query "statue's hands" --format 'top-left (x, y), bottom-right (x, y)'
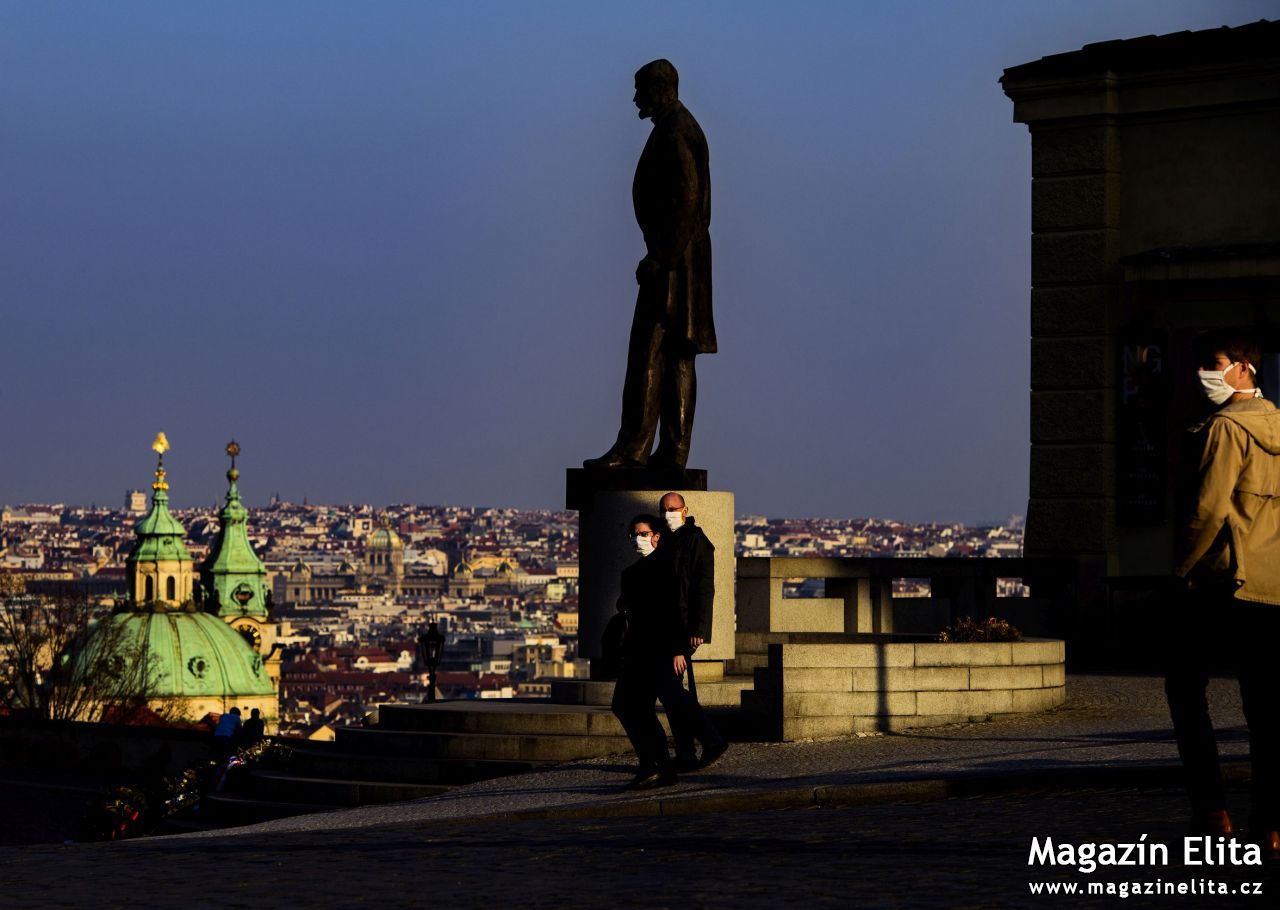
top-left (636, 256), bottom-right (666, 286)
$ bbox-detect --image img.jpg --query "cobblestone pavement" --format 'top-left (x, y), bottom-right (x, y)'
top-left (166, 675), bottom-right (1248, 837)
top-left (1, 675), bottom-right (1266, 909)
top-left (2, 785), bottom-right (1276, 909)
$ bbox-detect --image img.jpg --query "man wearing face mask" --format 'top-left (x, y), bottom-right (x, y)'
top-left (658, 491), bottom-right (726, 770)
top-left (610, 514), bottom-right (687, 790)
top-left (1166, 329), bottom-right (1280, 858)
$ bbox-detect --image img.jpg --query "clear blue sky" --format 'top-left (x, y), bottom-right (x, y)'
top-left (2, 1), bottom-right (1272, 522)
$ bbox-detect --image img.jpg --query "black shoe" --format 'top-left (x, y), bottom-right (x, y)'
top-left (673, 756), bottom-right (700, 773)
top-left (625, 767), bottom-right (676, 791)
top-left (624, 767), bottom-right (661, 790)
top-left (699, 739), bottom-right (728, 770)
top-left (584, 449), bottom-right (647, 470)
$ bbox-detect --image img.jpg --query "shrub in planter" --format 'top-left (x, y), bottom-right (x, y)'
top-left (937, 616), bottom-right (1023, 643)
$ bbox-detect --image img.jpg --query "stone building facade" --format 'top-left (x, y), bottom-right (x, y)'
top-left (1002, 21), bottom-right (1280, 656)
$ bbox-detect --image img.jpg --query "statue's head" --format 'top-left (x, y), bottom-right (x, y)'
top-left (634, 59), bottom-right (678, 120)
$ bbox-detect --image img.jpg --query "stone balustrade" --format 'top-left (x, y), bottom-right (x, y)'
top-left (736, 555), bottom-right (1071, 638)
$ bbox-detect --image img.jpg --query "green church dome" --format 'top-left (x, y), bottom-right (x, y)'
top-left (73, 610), bottom-right (274, 699)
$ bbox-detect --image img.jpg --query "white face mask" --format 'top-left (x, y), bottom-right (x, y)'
top-left (664, 510), bottom-right (684, 532)
top-left (633, 534), bottom-right (655, 556)
top-left (1198, 362), bottom-right (1260, 406)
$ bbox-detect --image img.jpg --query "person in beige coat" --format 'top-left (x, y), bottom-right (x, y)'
top-left (1167, 328), bottom-right (1280, 858)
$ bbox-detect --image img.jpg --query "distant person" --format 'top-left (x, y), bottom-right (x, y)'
top-left (212, 706), bottom-right (242, 760)
top-left (1167, 328), bottom-right (1280, 858)
top-left (240, 708), bottom-right (265, 746)
top-left (610, 514), bottom-right (687, 790)
top-left (657, 492), bottom-right (726, 770)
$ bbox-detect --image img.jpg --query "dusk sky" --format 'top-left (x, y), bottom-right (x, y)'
top-left (3, 1), bottom-right (1272, 523)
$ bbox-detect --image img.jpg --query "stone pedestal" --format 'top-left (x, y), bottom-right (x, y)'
top-left (566, 468), bottom-right (736, 678)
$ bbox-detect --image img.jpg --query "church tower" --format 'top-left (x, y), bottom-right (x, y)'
top-left (201, 441), bottom-right (283, 701)
top-left (74, 434), bottom-right (276, 726)
top-left (126, 432), bottom-right (195, 606)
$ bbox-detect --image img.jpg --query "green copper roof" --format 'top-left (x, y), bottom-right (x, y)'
top-left (204, 466), bottom-right (269, 618)
top-left (128, 487), bottom-right (193, 565)
top-left (71, 610), bottom-right (274, 698)
top-left (369, 519), bottom-right (404, 550)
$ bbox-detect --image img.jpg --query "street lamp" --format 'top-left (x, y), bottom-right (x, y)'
top-left (418, 620), bottom-right (445, 703)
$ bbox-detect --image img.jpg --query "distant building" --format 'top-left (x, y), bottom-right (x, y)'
top-left (125, 489), bottom-right (147, 514)
top-left (273, 520), bottom-right (449, 606)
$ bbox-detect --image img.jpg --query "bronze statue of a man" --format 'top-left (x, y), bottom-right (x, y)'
top-left (585, 59), bottom-right (715, 470)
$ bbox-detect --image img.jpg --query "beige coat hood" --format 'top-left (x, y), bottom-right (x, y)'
top-left (1178, 397), bottom-right (1280, 605)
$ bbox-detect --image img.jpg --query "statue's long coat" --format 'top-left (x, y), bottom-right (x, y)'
top-left (633, 100), bottom-right (716, 355)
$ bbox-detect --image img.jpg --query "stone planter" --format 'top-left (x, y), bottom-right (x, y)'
top-left (742, 636), bottom-right (1066, 741)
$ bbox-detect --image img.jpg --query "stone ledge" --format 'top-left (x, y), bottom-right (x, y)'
top-left (762, 637), bottom-right (1067, 740)
top-left (1014, 686), bottom-right (1067, 712)
top-left (851, 667), bottom-right (968, 692)
top-left (914, 642), bottom-right (1013, 667)
top-left (917, 689), bottom-right (1015, 716)
top-left (969, 665), bottom-right (1047, 690)
top-left (780, 643), bottom-right (916, 669)
top-left (1012, 640), bottom-right (1064, 664)
top-left (781, 691), bottom-right (917, 718)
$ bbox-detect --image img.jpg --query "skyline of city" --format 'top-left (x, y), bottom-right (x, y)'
top-left (2, 488), bottom-right (1025, 530)
top-left (5, 2), bottom-right (1272, 524)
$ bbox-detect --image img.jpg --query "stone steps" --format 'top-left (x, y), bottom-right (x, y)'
top-left (379, 701), bottom-right (671, 737)
top-left (336, 726), bottom-right (635, 763)
top-left (286, 745), bottom-right (542, 785)
top-left (693, 676), bottom-right (755, 707)
top-left (198, 792), bottom-right (344, 826)
top-left (151, 814), bottom-right (224, 837)
top-left (243, 770), bottom-right (449, 807)
top-left (549, 674), bottom-right (757, 709)
top-left (727, 652), bottom-right (770, 675)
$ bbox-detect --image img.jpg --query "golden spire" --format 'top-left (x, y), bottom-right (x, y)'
top-left (151, 431), bottom-right (170, 491)
top-left (226, 439), bottom-right (241, 481)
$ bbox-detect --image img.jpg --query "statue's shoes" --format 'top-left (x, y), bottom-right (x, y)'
top-left (583, 450), bottom-right (647, 469)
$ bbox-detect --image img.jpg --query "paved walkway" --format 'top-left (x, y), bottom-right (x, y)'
top-left (173, 674), bottom-right (1254, 832)
top-left (0, 675), bottom-right (1271, 908)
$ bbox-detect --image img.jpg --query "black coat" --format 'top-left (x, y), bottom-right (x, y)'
top-left (665, 517), bottom-right (715, 642)
top-left (633, 100), bottom-right (715, 355)
top-left (617, 553), bottom-right (686, 661)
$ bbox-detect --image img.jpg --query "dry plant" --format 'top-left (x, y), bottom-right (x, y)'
top-left (0, 574), bottom-right (177, 723)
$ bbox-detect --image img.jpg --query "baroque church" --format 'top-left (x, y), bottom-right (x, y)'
top-left (74, 436), bottom-right (280, 728)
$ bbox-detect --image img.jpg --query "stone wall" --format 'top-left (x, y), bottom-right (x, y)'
top-left (743, 637), bottom-right (1065, 741)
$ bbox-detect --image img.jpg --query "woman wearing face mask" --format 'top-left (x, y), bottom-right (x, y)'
top-left (609, 514), bottom-right (688, 790)
top-left (1166, 329), bottom-right (1280, 859)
